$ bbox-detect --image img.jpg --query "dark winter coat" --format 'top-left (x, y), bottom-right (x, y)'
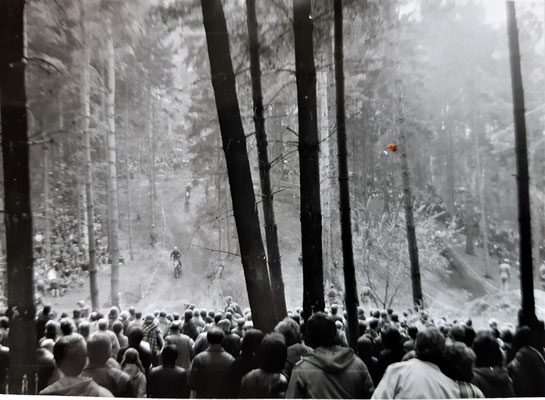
top-left (507, 346), bottom-right (545, 397)
top-left (229, 353), bottom-right (260, 397)
top-left (471, 366), bottom-right (515, 398)
top-left (188, 344), bottom-right (235, 398)
top-left (82, 364), bottom-right (135, 397)
top-left (241, 368), bottom-right (288, 398)
top-left (147, 365), bottom-right (189, 398)
top-left (285, 345), bottom-right (375, 399)
top-left (222, 332), bottom-right (241, 359)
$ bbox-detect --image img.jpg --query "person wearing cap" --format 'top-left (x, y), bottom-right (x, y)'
top-left (164, 320), bottom-right (194, 369)
top-left (40, 334), bottom-right (113, 396)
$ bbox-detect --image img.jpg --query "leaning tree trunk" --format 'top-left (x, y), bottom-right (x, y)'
top-left (125, 85), bottom-right (134, 261)
top-left (293, 0), bottom-right (325, 321)
top-left (106, 22), bottom-right (120, 308)
top-left (201, 0), bottom-right (277, 333)
top-left (42, 130), bottom-right (51, 265)
top-left (80, 0), bottom-right (98, 311)
top-left (0, 0), bottom-right (37, 393)
top-left (246, 0), bottom-right (287, 322)
top-left (506, 0), bottom-right (537, 329)
top-left (334, 0), bottom-right (359, 350)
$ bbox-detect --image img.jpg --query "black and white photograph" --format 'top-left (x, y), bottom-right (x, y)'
top-left (0, 0), bottom-right (545, 397)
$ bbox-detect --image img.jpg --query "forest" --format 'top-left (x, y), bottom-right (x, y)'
top-left (0, 0), bottom-right (544, 394)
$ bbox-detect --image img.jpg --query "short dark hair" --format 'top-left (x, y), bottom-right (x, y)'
top-left (415, 327), bottom-right (445, 365)
top-left (381, 326), bottom-right (401, 350)
top-left (408, 326), bottom-right (418, 340)
top-left (441, 343), bottom-right (475, 382)
top-left (274, 317), bottom-right (301, 347)
top-left (306, 312), bottom-right (336, 348)
top-left (184, 310), bottom-right (193, 321)
top-left (60, 318), bottom-right (75, 335)
top-left (87, 335), bottom-right (111, 366)
top-left (259, 333), bottom-right (287, 373)
top-left (112, 321), bottom-right (123, 335)
top-left (357, 336), bottom-right (373, 358)
top-left (161, 345), bottom-right (178, 366)
top-left (128, 327), bottom-right (144, 346)
top-left (54, 335), bottom-right (87, 376)
top-left (472, 330), bottom-right (503, 367)
top-left (241, 329), bottom-right (264, 356)
top-left (207, 327), bottom-right (225, 345)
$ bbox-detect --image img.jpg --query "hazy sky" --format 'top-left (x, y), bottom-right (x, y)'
top-left (481, 0), bottom-right (544, 25)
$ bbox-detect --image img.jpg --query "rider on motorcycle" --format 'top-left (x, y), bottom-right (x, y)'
top-left (170, 246), bottom-right (182, 273)
top-left (185, 184), bottom-right (191, 203)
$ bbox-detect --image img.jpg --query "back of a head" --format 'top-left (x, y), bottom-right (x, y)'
top-left (330, 305), bottom-right (338, 315)
top-left (241, 329), bottom-right (264, 356)
top-left (512, 325), bottom-right (535, 353)
top-left (442, 342), bottom-right (475, 382)
top-left (98, 318), bottom-right (108, 331)
top-left (237, 318), bottom-right (245, 329)
top-left (112, 321), bottom-right (123, 335)
top-left (372, 310), bottom-right (380, 319)
top-left (214, 312), bottom-right (223, 324)
top-left (60, 318), bottom-right (75, 336)
top-left (259, 333), bottom-right (287, 373)
top-left (217, 319), bottom-right (231, 334)
top-left (200, 309), bottom-right (207, 319)
top-left (128, 327), bottom-right (144, 346)
top-left (87, 334), bottom-right (111, 366)
top-left (135, 311), bottom-right (142, 319)
top-left (207, 327), bottom-right (225, 345)
top-left (170, 321), bottom-right (181, 332)
top-left (73, 309), bottom-right (81, 319)
top-left (449, 324), bottom-right (466, 342)
top-left (274, 317), bottom-right (301, 347)
top-left (161, 345), bottom-right (178, 366)
top-left (415, 327), bottom-right (446, 365)
top-left (306, 312), bottom-right (336, 349)
top-left (45, 320), bottom-right (59, 337)
top-left (357, 336), bottom-right (373, 359)
top-left (381, 326), bottom-right (401, 350)
top-left (193, 309), bottom-right (200, 318)
top-left (472, 330), bottom-right (503, 368)
top-left (54, 335), bottom-right (88, 377)
top-left (184, 310), bottom-right (193, 322)
top-left (78, 321), bottom-right (90, 337)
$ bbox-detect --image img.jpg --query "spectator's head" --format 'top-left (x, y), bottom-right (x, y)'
top-left (372, 310), bottom-right (380, 319)
top-left (193, 309), bottom-right (200, 318)
top-left (153, 310), bottom-right (159, 318)
top-left (225, 312), bottom-right (233, 322)
top-left (112, 321), bottom-right (124, 335)
top-left (78, 321), bottom-right (90, 338)
top-left (119, 311), bottom-right (129, 322)
top-left (274, 317), bottom-right (302, 347)
top-left (45, 320), bottom-right (59, 339)
top-left (441, 342), bottom-right (475, 382)
top-left (184, 310), bottom-right (193, 322)
top-left (357, 336), bottom-right (374, 359)
top-left (172, 312), bottom-right (180, 321)
top-left (208, 310), bottom-right (215, 319)
top-left (135, 311), bottom-right (142, 320)
top-left (217, 319), bottom-right (231, 334)
top-left (108, 306), bottom-right (119, 320)
top-left (391, 313), bottom-right (399, 323)
top-left (512, 326), bottom-right (536, 353)
top-left (144, 314), bottom-right (154, 325)
top-left (241, 329), bottom-right (264, 357)
top-left (259, 333), bottom-right (287, 373)
top-left (86, 335), bottom-right (111, 367)
top-left (415, 327), bottom-right (446, 365)
top-left (60, 318), bottom-right (75, 336)
top-left (330, 305), bottom-right (339, 315)
top-left (128, 327), bottom-right (144, 347)
top-left (159, 310), bottom-right (167, 318)
top-left (306, 312), bottom-right (337, 349)
top-left (381, 326), bottom-right (402, 350)
top-left (368, 318), bottom-right (379, 331)
top-left (200, 309), bottom-right (207, 319)
top-left (214, 313), bottom-right (223, 324)
top-left (40, 338), bottom-right (55, 354)
top-left (121, 347), bottom-right (144, 373)
top-left (408, 326), bottom-right (418, 340)
top-left (89, 312), bottom-right (98, 322)
top-left (161, 345), bottom-right (178, 367)
top-left (500, 326), bottom-right (514, 344)
top-left (169, 321), bottom-right (181, 332)
top-left (207, 327), bottom-right (224, 345)
top-left (472, 330), bottom-right (503, 368)
top-left (53, 335), bottom-right (88, 377)
top-left (73, 309), bottom-right (81, 319)
top-left (42, 305), bottom-right (51, 316)
top-left (449, 324), bottom-right (465, 342)
top-left (98, 318), bottom-right (108, 331)
top-left (128, 307), bottom-right (135, 316)
top-left (236, 318), bottom-right (245, 329)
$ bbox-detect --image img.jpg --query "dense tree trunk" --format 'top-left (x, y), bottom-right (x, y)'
top-left (201, 0), bottom-right (277, 333)
top-left (125, 85), bottom-right (134, 261)
top-left (506, 1), bottom-right (537, 329)
top-left (42, 130), bottom-right (51, 265)
top-left (334, 0), bottom-right (359, 349)
top-left (398, 87), bottom-right (423, 309)
top-left (148, 91), bottom-right (156, 246)
top-left (80, 0), bottom-right (98, 311)
top-left (246, 0), bottom-right (287, 321)
top-left (0, 0), bottom-right (37, 393)
top-left (106, 22), bottom-right (120, 308)
top-left (293, 0), bottom-right (325, 320)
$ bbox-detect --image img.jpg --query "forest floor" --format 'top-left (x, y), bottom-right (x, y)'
top-left (41, 170), bottom-right (542, 330)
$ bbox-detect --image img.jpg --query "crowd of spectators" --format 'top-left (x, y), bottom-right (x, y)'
top-left (1, 299), bottom-right (544, 398)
